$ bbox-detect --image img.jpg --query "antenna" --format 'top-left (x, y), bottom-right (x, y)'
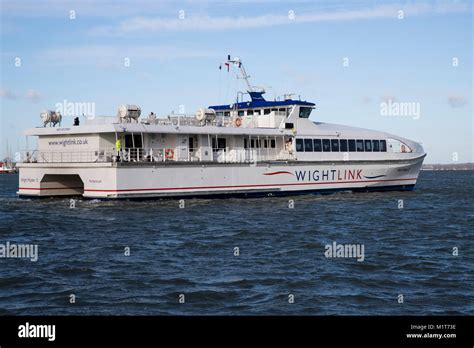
top-left (223, 55), bottom-right (265, 94)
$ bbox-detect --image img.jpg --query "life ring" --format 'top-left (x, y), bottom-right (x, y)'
top-left (165, 148), bottom-right (174, 160)
top-left (234, 117), bottom-right (242, 127)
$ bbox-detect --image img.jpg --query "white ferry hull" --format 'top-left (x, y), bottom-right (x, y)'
top-left (18, 156), bottom-right (424, 199)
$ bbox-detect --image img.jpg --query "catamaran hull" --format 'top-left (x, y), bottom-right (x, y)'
top-left (17, 155), bottom-right (425, 199)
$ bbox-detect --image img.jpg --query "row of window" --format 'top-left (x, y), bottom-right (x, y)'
top-left (296, 139), bottom-right (387, 153)
top-left (244, 138), bottom-right (276, 149)
top-left (216, 108), bottom-right (289, 117)
top-left (212, 137), bottom-right (277, 150)
top-left (215, 106), bottom-right (313, 118)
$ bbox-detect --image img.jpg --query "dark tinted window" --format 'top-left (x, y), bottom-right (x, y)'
top-left (263, 139), bottom-right (268, 148)
top-left (304, 139), bottom-right (313, 152)
top-left (299, 107), bottom-right (312, 118)
top-left (296, 139), bottom-right (304, 152)
top-left (372, 140), bottom-right (380, 152)
top-left (364, 140), bottom-right (372, 152)
top-left (340, 139), bottom-right (348, 152)
top-left (356, 140), bottom-right (364, 152)
top-left (313, 139), bottom-right (322, 152)
top-left (322, 139), bottom-right (331, 152)
top-left (270, 139), bottom-right (276, 148)
top-left (251, 139), bottom-right (255, 148)
top-left (244, 138), bottom-right (248, 149)
top-left (331, 139), bottom-right (339, 152)
top-left (264, 109), bottom-right (271, 115)
top-left (348, 139), bottom-right (356, 152)
top-left (380, 140), bottom-right (387, 152)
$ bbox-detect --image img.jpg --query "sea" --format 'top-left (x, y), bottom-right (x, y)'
top-left (0, 171), bottom-right (472, 315)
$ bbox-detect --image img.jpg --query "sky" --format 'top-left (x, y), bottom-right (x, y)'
top-left (0, 0), bottom-right (472, 164)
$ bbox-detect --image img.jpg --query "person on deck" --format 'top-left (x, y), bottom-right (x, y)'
top-left (116, 138), bottom-right (122, 161)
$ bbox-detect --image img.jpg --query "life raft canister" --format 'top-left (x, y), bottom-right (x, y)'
top-left (165, 148), bottom-right (174, 159)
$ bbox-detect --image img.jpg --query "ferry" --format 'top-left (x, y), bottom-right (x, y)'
top-left (0, 162), bottom-right (16, 174)
top-left (17, 56), bottom-right (426, 199)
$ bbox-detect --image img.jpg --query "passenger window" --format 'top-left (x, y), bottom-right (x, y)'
top-left (251, 139), bottom-right (255, 148)
top-left (224, 111), bottom-right (230, 117)
top-left (331, 139), bottom-right (339, 152)
top-left (322, 139), bottom-right (331, 152)
top-left (364, 140), bottom-right (372, 152)
top-left (372, 140), bottom-right (380, 152)
top-left (356, 140), bottom-right (364, 152)
top-left (244, 138), bottom-right (248, 149)
top-left (313, 139), bottom-right (322, 152)
top-left (299, 107), bottom-right (312, 118)
top-left (380, 140), bottom-right (387, 152)
top-left (304, 139), bottom-right (313, 152)
top-left (348, 139), bottom-right (356, 152)
top-left (270, 139), bottom-right (276, 148)
top-left (296, 139), bottom-right (304, 152)
top-left (340, 139), bottom-right (348, 152)
top-left (264, 139), bottom-right (268, 148)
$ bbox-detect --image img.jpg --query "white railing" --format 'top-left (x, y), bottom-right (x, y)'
top-left (20, 147), bottom-right (295, 164)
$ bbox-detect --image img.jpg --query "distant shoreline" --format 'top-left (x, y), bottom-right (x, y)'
top-left (422, 163), bottom-right (474, 171)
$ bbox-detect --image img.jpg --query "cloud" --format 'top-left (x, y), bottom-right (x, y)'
top-left (25, 89), bottom-right (42, 103)
top-left (88, 2), bottom-right (471, 36)
top-left (447, 95), bottom-right (468, 108)
top-left (39, 45), bottom-right (215, 66)
top-left (0, 88), bottom-right (17, 100)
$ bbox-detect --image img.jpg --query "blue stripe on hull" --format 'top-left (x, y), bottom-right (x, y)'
top-left (20, 184), bottom-right (416, 200)
top-left (93, 184), bottom-right (416, 200)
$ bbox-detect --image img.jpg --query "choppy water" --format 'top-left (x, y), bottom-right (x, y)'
top-left (0, 171), bottom-right (473, 315)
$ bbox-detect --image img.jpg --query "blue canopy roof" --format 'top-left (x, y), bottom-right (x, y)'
top-left (208, 91), bottom-right (315, 111)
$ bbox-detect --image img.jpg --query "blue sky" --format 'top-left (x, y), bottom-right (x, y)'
top-left (0, 0), bottom-right (472, 163)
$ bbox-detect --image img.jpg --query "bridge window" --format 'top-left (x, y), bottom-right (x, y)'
top-left (364, 140), bottom-right (372, 152)
top-left (224, 111), bottom-right (230, 117)
top-left (304, 139), bottom-right (313, 152)
top-left (299, 107), bottom-right (312, 118)
top-left (264, 109), bottom-right (271, 115)
top-left (313, 139), bottom-right (322, 152)
top-left (348, 139), bottom-right (356, 152)
top-left (356, 140), bottom-right (364, 152)
top-left (380, 140), bottom-right (387, 152)
top-left (254, 110), bottom-right (261, 115)
top-left (331, 139), bottom-right (339, 152)
top-left (322, 139), bottom-right (331, 152)
top-left (238, 110), bottom-right (245, 116)
top-left (372, 140), bottom-right (380, 152)
top-left (247, 110), bottom-right (254, 116)
top-left (296, 139), bottom-right (304, 152)
top-left (340, 139), bottom-right (348, 152)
